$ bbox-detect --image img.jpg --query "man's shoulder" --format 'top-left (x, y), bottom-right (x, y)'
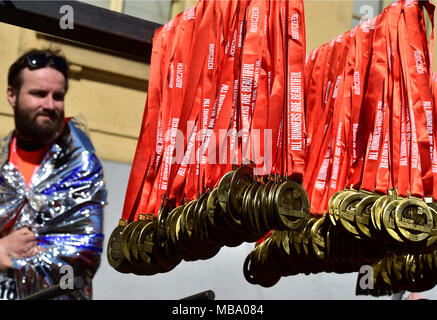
top-left (0, 131), bottom-right (13, 167)
top-left (62, 117), bottom-right (96, 155)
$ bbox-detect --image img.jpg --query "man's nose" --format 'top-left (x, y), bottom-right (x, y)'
top-left (43, 95), bottom-right (56, 110)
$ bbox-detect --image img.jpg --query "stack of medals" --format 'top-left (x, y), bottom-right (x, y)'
top-left (107, 0), bottom-right (437, 296)
top-left (107, 0), bottom-right (310, 275)
top-left (358, 245), bottom-right (437, 296)
top-left (245, 0), bottom-right (437, 292)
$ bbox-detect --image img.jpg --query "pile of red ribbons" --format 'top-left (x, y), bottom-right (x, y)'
top-left (244, 0), bottom-right (437, 291)
top-left (107, 0), bottom-right (437, 290)
top-left (122, 0), bottom-right (307, 220)
top-left (108, 0), bottom-right (309, 275)
top-left (304, 0), bottom-right (436, 215)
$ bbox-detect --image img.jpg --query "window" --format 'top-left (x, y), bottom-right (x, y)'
top-left (351, 0), bottom-right (383, 28)
top-left (77, 0), bottom-right (111, 10)
top-left (78, 0), bottom-right (172, 24)
top-left (123, 0), bottom-right (172, 24)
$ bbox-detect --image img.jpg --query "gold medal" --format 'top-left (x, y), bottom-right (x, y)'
top-left (354, 194), bottom-right (380, 239)
top-left (175, 202), bottom-right (199, 260)
top-left (167, 206), bottom-right (183, 248)
top-left (338, 191), bottom-right (363, 237)
top-left (206, 188), bottom-right (221, 233)
top-left (119, 220), bottom-right (140, 262)
top-left (241, 181), bottom-right (256, 231)
top-left (292, 229), bottom-right (303, 256)
top-left (372, 259), bottom-right (382, 287)
top-left (245, 181), bottom-right (261, 234)
top-left (310, 215), bottom-right (328, 259)
top-left (328, 191), bottom-right (343, 226)
top-left (180, 200), bottom-right (197, 241)
top-left (267, 181), bottom-right (281, 228)
top-left (135, 222), bottom-right (163, 276)
top-left (392, 254), bottom-right (404, 281)
top-left (107, 219), bottom-right (132, 273)
top-left (217, 170), bottom-right (234, 213)
top-left (280, 230), bottom-right (291, 256)
top-left (370, 194), bottom-right (388, 233)
top-left (130, 214), bottom-right (154, 261)
top-left (386, 255), bottom-right (393, 278)
top-left (302, 217), bottom-right (316, 256)
top-left (196, 193), bottom-right (210, 243)
top-left (380, 258), bottom-right (391, 286)
top-left (261, 179), bottom-right (275, 231)
top-left (405, 254), bottom-right (415, 283)
top-left (252, 183), bottom-right (265, 234)
top-left (426, 205), bottom-right (437, 247)
top-left (381, 198), bottom-right (404, 242)
top-left (197, 193), bottom-right (210, 243)
top-left (326, 224), bottom-right (332, 259)
top-left (243, 251), bottom-right (257, 285)
top-left (228, 165), bottom-right (254, 225)
top-left (137, 220), bottom-right (156, 264)
top-left (394, 197), bottom-right (433, 243)
top-left (332, 190), bottom-right (354, 226)
top-left (274, 180), bottom-right (310, 231)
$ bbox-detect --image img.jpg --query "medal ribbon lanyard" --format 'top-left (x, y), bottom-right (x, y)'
top-left (374, 2), bottom-right (405, 196)
top-left (169, 8), bottom-right (209, 208)
top-left (430, 2), bottom-right (437, 198)
top-left (137, 13), bottom-right (183, 218)
top-left (346, 20), bottom-right (374, 190)
top-left (384, 1), bottom-right (403, 196)
top-left (121, 24), bottom-right (169, 222)
top-left (397, 4), bottom-right (429, 198)
top-left (164, 0), bottom-right (216, 208)
top-left (286, 0), bottom-right (306, 181)
top-left (374, 79), bottom-right (392, 194)
top-left (302, 42), bottom-right (330, 201)
top-left (325, 31), bottom-right (355, 212)
top-left (302, 41), bottom-right (333, 214)
top-left (266, 0), bottom-right (286, 177)
top-left (305, 44), bottom-right (327, 154)
top-left (216, 1), bottom-right (249, 174)
top-left (207, 0), bottom-right (246, 188)
top-left (196, 1), bottom-right (221, 197)
top-left (402, 1), bottom-right (435, 198)
top-left (201, 0), bottom-right (232, 191)
top-left (238, 0), bottom-right (265, 166)
top-left (357, 8), bottom-right (390, 195)
top-left (248, 0), bottom-right (271, 177)
top-left (146, 9), bottom-right (196, 216)
top-left (305, 34), bottom-right (347, 214)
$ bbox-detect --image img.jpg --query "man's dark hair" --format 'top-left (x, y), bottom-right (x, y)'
top-left (8, 48), bottom-right (69, 92)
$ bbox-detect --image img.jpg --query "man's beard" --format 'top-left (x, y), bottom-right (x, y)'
top-left (14, 104), bottom-right (64, 146)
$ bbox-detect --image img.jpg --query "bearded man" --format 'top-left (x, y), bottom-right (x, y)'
top-left (0, 49), bottom-right (107, 299)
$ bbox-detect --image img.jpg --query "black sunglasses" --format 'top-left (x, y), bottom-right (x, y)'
top-left (26, 53), bottom-right (68, 73)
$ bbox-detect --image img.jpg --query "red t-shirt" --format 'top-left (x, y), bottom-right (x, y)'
top-left (9, 136), bottom-right (49, 187)
top-left (0, 136), bottom-right (49, 235)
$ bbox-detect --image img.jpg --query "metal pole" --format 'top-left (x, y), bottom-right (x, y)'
top-left (180, 290), bottom-right (215, 301)
top-left (21, 276), bottom-right (86, 300)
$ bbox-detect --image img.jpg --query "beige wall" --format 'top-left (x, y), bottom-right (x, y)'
top-left (0, 0), bottom-right (435, 164)
top-left (305, 0), bottom-right (354, 52)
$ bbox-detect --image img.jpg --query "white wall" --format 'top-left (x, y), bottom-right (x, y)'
top-left (93, 160), bottom-right (437, 300)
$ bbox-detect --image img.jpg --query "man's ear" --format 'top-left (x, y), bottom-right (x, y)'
top-left (6, 85), bottom-right (17, 110)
